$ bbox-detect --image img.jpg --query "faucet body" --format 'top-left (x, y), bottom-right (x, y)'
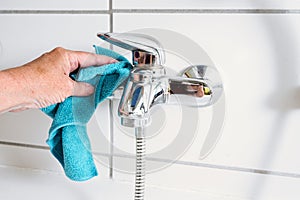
top-left (118, 66), bottom-right (167, 127)
top-left (98, 33), bottom-right (223, 127)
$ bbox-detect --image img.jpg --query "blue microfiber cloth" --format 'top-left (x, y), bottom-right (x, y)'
top-left (41, 45), bottom-right (132, 181)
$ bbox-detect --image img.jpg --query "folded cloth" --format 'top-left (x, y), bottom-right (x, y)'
top-left (41, 46), bottom-right (132, 181)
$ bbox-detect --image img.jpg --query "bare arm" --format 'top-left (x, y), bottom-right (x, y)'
top-left (0, 47), bottom-right (116, 113)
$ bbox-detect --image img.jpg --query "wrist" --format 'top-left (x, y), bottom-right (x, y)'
top-left (0, 66), bottom-right (34, 113)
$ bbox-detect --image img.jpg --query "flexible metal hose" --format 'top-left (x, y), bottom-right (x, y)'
top-left (135, 127), bottom-right (146, 200)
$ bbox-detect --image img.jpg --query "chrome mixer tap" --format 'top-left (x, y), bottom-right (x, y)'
top-left (98, 32), bottom-right (223, 128)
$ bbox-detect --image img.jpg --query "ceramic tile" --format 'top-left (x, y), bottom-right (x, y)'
top-left (0, 110), bottom-right (51, 145)
top-left (0, 0), bottom-right (108, 10)
top-left (0, 14), bottom-right (109, 69)
top-left (0, 144), bottom-right (63, 172)
top-left (112, 14), bottom-right (300, 174)
top-left (113, 0), bottom-right (300, 9)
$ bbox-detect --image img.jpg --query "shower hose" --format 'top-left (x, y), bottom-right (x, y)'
top-left (135, 127), bottom-right (146, 200)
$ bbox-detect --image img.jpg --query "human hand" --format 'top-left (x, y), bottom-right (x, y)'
top-left (0, 47), bottom-right (117, 113)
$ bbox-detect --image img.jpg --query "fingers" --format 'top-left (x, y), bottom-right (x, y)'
top-left (68, 50), bottom-right (118, 72)
top-left (72, 81), bottom-right (95, 97)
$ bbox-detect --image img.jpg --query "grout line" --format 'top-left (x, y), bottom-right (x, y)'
top-left (108, 0), bottom-right (114, 180)
top-left (109, 1), bottom-right (113, 31)
top-left (0, 141), bottom-right (49, 150)
top-left (171, 159), bottom-right (300, 179)
top-left (0, 10), bottom-right (110, 14)
top-left (0, 9), bottom-right (300, 15)
top-left (108, 100), bottom-right (114, 179)
top-left (112, 8), bottom-right (300, 14)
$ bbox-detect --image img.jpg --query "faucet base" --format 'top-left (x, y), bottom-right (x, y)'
top-left (121, 117), bottom-right (151, 128)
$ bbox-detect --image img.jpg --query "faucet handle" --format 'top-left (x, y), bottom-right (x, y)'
top-left (97, 32), bottom-right (165, 66)
top-left (168, 65), bottom-right (223, 107)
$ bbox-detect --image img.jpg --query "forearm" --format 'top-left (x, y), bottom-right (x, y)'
top-left (0, 66), bottom-right (33, 113)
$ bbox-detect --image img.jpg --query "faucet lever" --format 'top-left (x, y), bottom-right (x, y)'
top-left (168, 65), bottom-right (223, 107)
top-left (97, 32), bottom-right (165, 66)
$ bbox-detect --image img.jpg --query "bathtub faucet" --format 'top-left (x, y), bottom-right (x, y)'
top-left (98, 32), bottom-right (223, 128)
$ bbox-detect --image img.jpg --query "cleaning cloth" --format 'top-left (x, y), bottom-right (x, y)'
top-left (41, 45), bottom-right (132, 181)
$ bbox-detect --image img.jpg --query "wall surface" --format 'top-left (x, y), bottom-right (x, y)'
top-left (1, 1), bottom-right (300, 199)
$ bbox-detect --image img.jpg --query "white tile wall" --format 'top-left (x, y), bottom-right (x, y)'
top-left (1, 1), bottom-right (300, 199)
top-left (113, 0), bottom-right (300, 9)
top-left (0, 0), bottom-right (108, 10)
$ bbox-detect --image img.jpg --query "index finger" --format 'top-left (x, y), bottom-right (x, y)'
top-left (68, 50), bottom-right (118, 72)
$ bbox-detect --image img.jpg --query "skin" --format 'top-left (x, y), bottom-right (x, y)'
top-left (0, 47), bottom-right (117, 113)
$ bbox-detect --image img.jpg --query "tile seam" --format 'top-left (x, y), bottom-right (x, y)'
top-left (0, 10), bottom-right (109, 14)
top-left (0, 140), bottom-right (49, 150)
top-left (0, 9), bottom-right (299, 14)
top-left (112, 8), bottom-right (300, 14)
top-left (108, 0), bottom-right (114, 179)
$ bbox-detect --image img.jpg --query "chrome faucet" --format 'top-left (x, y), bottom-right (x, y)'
top-left (98, 32), bottom-right (223, 128)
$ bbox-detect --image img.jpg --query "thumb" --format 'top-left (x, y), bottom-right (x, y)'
top-left (72, 81), bottom-right (94, 97)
